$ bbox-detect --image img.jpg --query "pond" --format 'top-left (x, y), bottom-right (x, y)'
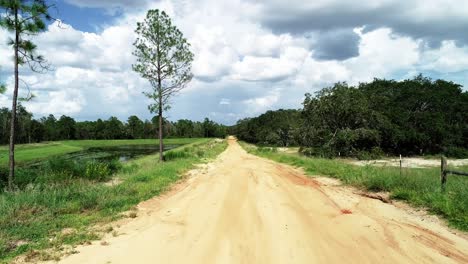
top-left (64, 144), bottom-right (181, 162)
top-left (25, 144), bottom-right (182, 167)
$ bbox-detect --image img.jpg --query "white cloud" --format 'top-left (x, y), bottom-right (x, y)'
top-left (419, 41), bottom-right (468, 73)
top-left (243, 88), bottom-right (281, 114)
top-left (27, 89), bottom-right (85, 116)
top-left (231, 46), bottom-right (309, 82)
top-left (219, 99), bottom-right (231, 105)
top-left (190, 26), bottom-right (238, 82)
top-left (0, 0), bottom-right (466, 125)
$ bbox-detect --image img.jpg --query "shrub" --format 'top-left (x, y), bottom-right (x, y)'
top-left (444, 147), bottom-right (468, 159)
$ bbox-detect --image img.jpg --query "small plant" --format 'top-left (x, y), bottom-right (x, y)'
top-left (258, 147), bottom-right (278, 153)
top-left (164, 150), bottom-right (192, 161)
top-left (128, 212), bottom-right (137, 218)
top-left (196, 150), bottom-right (205, 157)
top-left (84, 161), bottom-right (111, 181)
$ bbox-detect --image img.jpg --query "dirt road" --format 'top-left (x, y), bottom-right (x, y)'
top-left (52, 138), bottom-right (468, 264)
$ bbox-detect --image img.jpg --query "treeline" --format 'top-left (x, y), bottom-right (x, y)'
top-left (232, 109), bottom-right (301, 147)
top-left (233, 75), bottom-right (468, 158)
top-left (0, 106), bottom-right (227, 144)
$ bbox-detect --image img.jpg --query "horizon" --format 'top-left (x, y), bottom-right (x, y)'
top-left (1, 0), bottom-right (468, 126)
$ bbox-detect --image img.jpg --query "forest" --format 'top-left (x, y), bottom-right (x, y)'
top-left (0, 106), bottom-right (228, 144)
top-left (233, 75), bottom-right (468, 158)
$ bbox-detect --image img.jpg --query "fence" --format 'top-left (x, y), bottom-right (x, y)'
top-left (440, 156), bottom-right (468, 190)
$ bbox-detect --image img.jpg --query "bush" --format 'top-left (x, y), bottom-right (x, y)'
top-left (444, 147), bottom-right (468, 159)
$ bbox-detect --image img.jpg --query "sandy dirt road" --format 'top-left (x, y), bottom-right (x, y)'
top-left (51, 138), bottom-right (468, 264)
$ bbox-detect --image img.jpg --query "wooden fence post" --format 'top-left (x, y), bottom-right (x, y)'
top-left (399, 154), bottom-right (402, 177)
top-left (441, 156), bottom-right (447, 191)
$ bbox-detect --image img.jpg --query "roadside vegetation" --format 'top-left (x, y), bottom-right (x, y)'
top-left (0, 139), bottom-right (227, 262)
top-left (233, 75), bottom-right (468, 159)
top-left (240, 142), bottom-right (468, 232)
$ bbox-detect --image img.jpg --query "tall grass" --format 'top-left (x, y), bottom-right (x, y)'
top-left (0, 139), bottom-right (227, 262)
top-left (0, 158), bottom-right (122, 190)
top-left (240, 142), bottom-right (468, 232)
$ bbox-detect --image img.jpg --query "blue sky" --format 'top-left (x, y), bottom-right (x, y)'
top-left (1, 0), bottom-right (468, 125)
top-left (50, 1), bottom-right (117, 32)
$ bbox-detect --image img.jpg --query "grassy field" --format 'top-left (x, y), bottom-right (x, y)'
top-left (240, 142), bottom-right (468, 232)
top-left (0, 138), bottom-right (203, 165)
top-left (0, 139), bottom-right (227, 262)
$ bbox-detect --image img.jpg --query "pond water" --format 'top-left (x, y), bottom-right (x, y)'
top-left (63, 144), bottom-right (181, 162)
top-left (23, 144), bottom-right (182, 168)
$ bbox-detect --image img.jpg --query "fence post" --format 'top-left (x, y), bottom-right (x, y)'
top-left (441, 156), bottom-right (447, 191)
top-left (399, 154), bottom-right (402, 177)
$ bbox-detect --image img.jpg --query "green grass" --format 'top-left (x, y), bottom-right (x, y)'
top-left (0, 138), bottom-right (203, 165)
top-left (0, 139), bottom-right (227, 263)
top-left (240, 142), bottom-right (468, 232)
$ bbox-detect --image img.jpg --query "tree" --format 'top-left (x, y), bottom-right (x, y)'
top-left (0, 0), bottom-right (54, 190)
top-left (106, 117), bottom-right (125, 139)
top-left (297, 76), bottom-right (468, 158)
top-left (133, 9), bottom-right (194, 162)
top-left (41, 114), bottom-right (57, 141)
top-left (233, 110), bottom-right (301, 147)
top-left (57, 115), bottom-right (76, 140)
top-left (127, 115), bottom-right (144, 139)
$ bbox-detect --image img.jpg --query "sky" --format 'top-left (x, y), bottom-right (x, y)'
top-left (1, 0), bottom-right (468, 125)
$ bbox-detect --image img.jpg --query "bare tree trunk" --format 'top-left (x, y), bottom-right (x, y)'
top-left (158, 90), bottom-right (164, 162)
top-left (9, 9), bottom-right (19, 191)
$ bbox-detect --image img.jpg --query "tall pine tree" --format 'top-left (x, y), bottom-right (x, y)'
top-left (0, 0), bottom-right (54, 190)
top-left (133, 10), bottom-right (194, 162)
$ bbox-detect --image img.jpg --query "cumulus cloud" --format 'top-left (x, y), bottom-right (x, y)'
top-left (243, 88), bottom-right (281, 114)
top-left (190, 25), bottom-right (238, 82)
top-left (231, 47), bottom-right (309, 82)
top-left (251, 0), bottom-right (468, 62)
top-left (0, 0), bottom-right (467, 125)
top-left (418, 41), bottom-right (468, 73)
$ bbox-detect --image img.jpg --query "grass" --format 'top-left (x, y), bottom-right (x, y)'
top-left (240, 142), bottom-right (468, 232)
top-left (0, 138), bottom-right (203, 165)
top-left (0, 138), bottom-right (227, 263)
